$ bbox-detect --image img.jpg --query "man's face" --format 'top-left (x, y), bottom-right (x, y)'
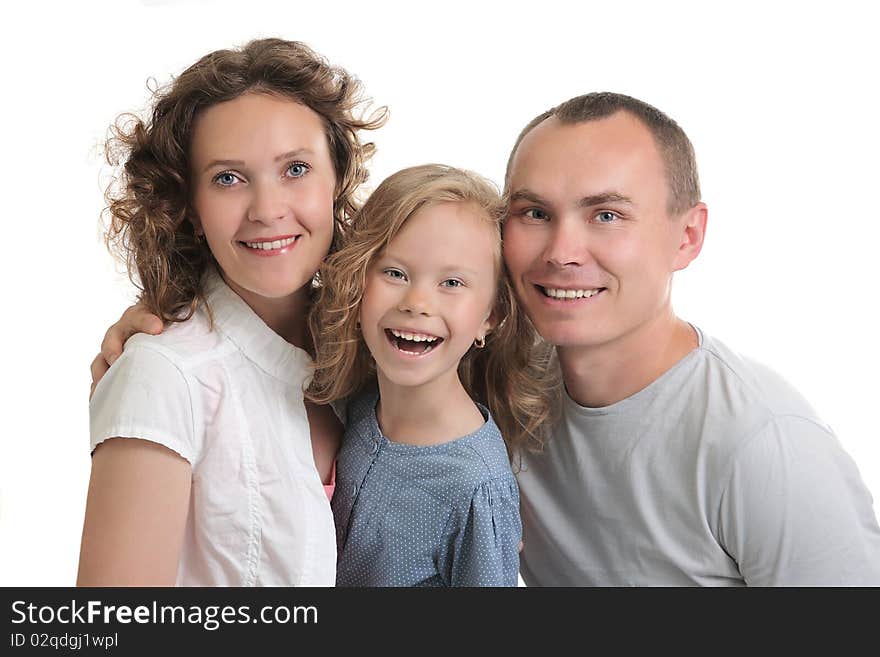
top-left (503, 112), bottom-right (693, 350)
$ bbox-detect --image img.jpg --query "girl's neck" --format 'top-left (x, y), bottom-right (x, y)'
top-left (220, 271), bottom-right (311, 350)
top-left (375, 371), bottom-right (484, 447)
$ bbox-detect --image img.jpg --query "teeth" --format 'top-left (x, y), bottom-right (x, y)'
top-left (390, 329), bottom-right (438, 342)
top-left (543, 287), bottom-right (602, 299)
top-left (243, 236), bottom-right (297, 250)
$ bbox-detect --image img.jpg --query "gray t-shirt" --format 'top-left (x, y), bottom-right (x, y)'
top-left (518, 326), bottom-right (880, 586)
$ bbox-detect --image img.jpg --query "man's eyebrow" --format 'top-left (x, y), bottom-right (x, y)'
top-left (508, 189), bottom-right (548, 205)
top-left (508, 189), bottom-right (634, 208)
top-left (202, 149), bottom-right (315, 173)
top-left (578, 192), bottom-right (634, 208)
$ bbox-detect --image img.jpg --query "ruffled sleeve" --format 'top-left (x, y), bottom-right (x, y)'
top-left (441, 475), bottom-right (522, 586)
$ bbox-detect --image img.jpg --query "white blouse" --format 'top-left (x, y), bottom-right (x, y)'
top-left (89, 270), bottom-right (336, 586)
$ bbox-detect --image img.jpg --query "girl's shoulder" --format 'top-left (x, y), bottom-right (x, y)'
top-left (453, 409), bottom-right (516, 484)
top-left (343, 385), bottom-right (378, 433)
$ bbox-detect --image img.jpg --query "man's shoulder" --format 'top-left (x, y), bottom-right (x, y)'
top-left (692, 330), bottom-right (830, 438)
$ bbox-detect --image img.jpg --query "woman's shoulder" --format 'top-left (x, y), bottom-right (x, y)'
top-left (124, 309), bottom-right (228, 371)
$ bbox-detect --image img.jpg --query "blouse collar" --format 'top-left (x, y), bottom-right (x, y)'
top-left (203, 268), bottom-right (313, 388)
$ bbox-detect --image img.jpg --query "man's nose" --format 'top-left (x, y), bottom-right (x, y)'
top-left (542, 217), bottom-right (587, 268)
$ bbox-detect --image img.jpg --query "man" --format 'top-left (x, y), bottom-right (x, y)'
top-left (92, 92), bottom-right (880, 586)
top-left (503, 92), bottom-right (880, 585)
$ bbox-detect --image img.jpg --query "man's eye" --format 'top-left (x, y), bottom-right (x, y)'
top-left (524, 208), bottom-right (549, 221)
top-left (287, 162), bottom-right (310, 178)
top-left (595, 211), bottom-right (618, 223)
top-left (214, 172), bottom-right (240, 187)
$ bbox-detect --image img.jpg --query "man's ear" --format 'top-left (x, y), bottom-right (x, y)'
top-left (672, 202), bottom-right (708, 272)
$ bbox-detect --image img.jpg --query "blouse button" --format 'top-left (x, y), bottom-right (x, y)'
top-left (352, 484), bottom-right (358, 497)
top-left (371, 441), bottom-right (379, 455)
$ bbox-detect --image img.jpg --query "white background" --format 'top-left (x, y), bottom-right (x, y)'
top-left (1, 0), bottom-right (877, 585)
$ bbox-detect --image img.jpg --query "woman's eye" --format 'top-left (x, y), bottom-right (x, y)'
top-left (214, 172), bottom-right (240, 187)
top-left (595, 211), bottom-right (618, 223)
top-left (287, 162), bottom-right (309, 178)
top-left (441, 279), bottom-right (464, 288)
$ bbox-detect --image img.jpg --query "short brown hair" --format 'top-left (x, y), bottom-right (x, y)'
top-left (504, 92), bottom-right (700, 216)
top-left (104, 38), bottom-right (387, 323)
top-left (307, 164), bottom-right (559, 455)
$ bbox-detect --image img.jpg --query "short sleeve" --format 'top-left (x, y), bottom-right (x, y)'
top-left (89, 344), bottom-right (200, 464)
top-left (441, 476), bottom-right (522, 587)
top-left (718, 415), bottom-right (880, 586)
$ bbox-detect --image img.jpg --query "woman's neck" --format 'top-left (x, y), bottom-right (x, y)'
top-left (375, 370), bottom-right (484, 447)
top-left (220, 272), bottom-right (311, 349)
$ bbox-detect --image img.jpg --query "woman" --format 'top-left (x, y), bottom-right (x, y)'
top-left (79, 38), bottom-right (386, 586)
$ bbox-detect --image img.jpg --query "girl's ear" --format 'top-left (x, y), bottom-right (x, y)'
top-left (480, 304), bottom-right (502, 341)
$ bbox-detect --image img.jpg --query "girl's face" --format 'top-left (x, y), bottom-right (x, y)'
top-left (190, 92), bottom-right (337, 306)
top-left (359, 201), bottom-right (497, 393)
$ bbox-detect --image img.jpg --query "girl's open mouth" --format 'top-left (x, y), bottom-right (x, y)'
top-left (384, 329), bottom-right (444, 356)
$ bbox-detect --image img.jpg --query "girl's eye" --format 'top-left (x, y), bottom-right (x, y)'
top-left (595, 211), bottom-right (618, 223)
top-left (286, 162), bottom-right (310, 178)
top-left (441, 279), bottom-right (464, 288)
top-left (214, 172), bottom-right (240, 187)
top-left (524, 208), bottom-right (549, 221)
top-left (383, 268), bottom-right (406, 280)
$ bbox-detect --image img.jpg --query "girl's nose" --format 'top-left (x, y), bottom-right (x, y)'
top-left (398, 285), bottom-right (432, 316)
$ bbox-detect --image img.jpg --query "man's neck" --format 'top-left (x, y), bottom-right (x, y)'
top-left (558, 309), bottom-right (698, 408)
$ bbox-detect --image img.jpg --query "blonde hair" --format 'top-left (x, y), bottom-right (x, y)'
top-left (307, 164), bottom-right (558, 455)
top-left (104, 38), bottom-right (387, 324)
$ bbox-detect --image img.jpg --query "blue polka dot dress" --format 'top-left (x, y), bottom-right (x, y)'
top-left (332, 386), bottom-right (522, 587)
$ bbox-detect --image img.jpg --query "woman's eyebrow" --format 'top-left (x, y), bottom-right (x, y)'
top-left (201, 149), bottom-right (315, 172)
top-left (274, 148), bottom-right (314, 162)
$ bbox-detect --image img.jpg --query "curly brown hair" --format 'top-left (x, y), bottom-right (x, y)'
top-left (306, 164), bottom-right (559, 456)
top-left (104, 38), bottom-right (387, 323)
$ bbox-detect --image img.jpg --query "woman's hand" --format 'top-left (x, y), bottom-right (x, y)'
top-left (90, 305), bottom-right (164, 398)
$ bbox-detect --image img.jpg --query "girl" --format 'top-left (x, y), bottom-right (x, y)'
top-left (78, 38), bottom-right (386, 586)
top-left (307, 164), bottom-right (554, 586)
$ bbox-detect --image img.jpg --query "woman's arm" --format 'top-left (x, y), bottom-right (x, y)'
top-left (77, 438), bottom-right (191, 586)
top-left (304, 400), bottom-right (343, 486)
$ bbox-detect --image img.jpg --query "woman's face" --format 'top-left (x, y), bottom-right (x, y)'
top-left (189, 92), bottom-right (337, 306)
